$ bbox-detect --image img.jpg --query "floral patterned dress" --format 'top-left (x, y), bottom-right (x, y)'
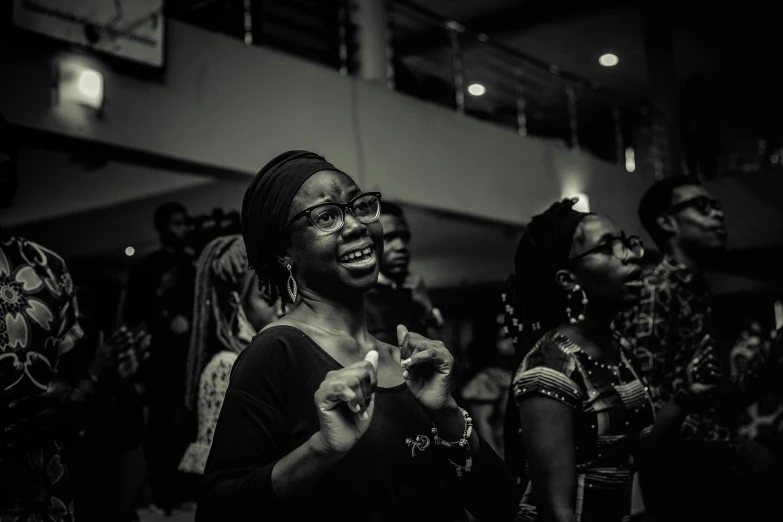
top-left (179, 351), bottom-right (238, 475)
top-left (0, 236), bottom-right (84, 522)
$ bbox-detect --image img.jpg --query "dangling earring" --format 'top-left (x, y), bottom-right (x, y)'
top-left (566, 284), bottom-right (588, 324)
top-left (286, 264), bottom-right (298, 302)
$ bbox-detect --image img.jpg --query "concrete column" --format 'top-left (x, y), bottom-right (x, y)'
top-left (641, 3), bottom-right (682, 178)
top-left (353, 0), bottom-right (392, 88)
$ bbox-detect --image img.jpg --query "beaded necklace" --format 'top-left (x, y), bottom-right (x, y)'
top-left (578, 347), bottom-right (656, 416)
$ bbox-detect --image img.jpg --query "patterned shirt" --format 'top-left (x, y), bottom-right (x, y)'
top-left (179, 351), bottom-right (238, 475)
top-left (614, 255), bottom-right (748, 445)
top-left (512, 331), bottom-right (655, 522)
top-left (0, 236), bottom-right (84, 522)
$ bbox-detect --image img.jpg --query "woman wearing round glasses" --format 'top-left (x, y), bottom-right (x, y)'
top-left (501, 199), bottom-right (719, 522)
top-left (196, 151), bottom-right (512, 522)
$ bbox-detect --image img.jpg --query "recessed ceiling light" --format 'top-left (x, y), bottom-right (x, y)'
top-left (467, 83), bottom-right (486, 96)
top-left (599, 53), bottom-right (619, 67)
top-left (125, 246), bottom-right (135, 257)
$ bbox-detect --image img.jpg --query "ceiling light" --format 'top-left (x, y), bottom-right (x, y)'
top-left (599, 53), bottom-right (619, 67)
top-left (125, 246), bottom-right (135, 257)
top-left (467, 83), bottom-right (486, 96)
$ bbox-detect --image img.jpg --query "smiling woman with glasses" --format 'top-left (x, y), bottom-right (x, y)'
top-left (501, 198), bottom-right (719, 522)
top-left (197, 151), bottom-right (512, 522)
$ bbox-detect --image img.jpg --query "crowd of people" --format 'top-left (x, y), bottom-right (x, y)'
top-left (1, 113), bottom-right (782, 522)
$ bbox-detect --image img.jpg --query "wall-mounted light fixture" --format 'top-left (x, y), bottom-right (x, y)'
top-left (55, 59), bottom-right (104, 111)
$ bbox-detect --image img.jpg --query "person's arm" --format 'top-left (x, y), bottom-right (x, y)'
top-left (426, 402), bottom-right (515, 521)
top-left (640, 344), bottom-right (722, 450)
top-left (518, 396), bottom-right (577, 522)
top-left (396, 326), bottom-right (513, 520)
top-left (722, 324), bottom-right (782, 409)
top-left (505, 339), bottom-right (585, 522)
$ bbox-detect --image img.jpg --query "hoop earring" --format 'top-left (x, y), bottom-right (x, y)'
top-left (286, 264), bottom-right (298, 302)
top-left (566, 284), bottom-right (588, 324)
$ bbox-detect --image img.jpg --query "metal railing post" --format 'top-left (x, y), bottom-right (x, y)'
top-left (514, 68), bottom-right (528, 136)
top-left (384, 0), bottom-right (395, 90)
top-left (337, 0), bottom-right (350, 76)
top-left (566, 81), bottom-right (579, 152)
top-left (613, 105), bottom-right (624, 167)
top-left (449, 25), bottom-right (465, 114)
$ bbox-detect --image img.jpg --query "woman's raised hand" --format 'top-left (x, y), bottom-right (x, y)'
top-left (398, 325), bottom-right (456, 412)
top-left (312, 350), bottom-right (378, 454)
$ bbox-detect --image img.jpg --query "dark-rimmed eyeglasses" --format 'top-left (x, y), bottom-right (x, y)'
top-left (285, 192), bottom-right (382, 233)
top-left (570, 232), bottom-right (644, 262)
top-left (667, 196), bottom-right (722, 216)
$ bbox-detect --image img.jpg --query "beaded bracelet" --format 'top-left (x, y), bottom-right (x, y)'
top-left (431, 407), bottom-right (474, 479)
top-left (431, 407), bottom-right (473, 449)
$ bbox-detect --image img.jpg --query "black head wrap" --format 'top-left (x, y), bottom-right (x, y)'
top-left (516, 203), bottom-right (590, 271)
top-left (241, 150), bottom-right (346, 273)
top-left (503, 197), bottom-right (592, 354)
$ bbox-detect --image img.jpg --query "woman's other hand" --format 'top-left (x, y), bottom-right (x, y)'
top-left (90, 327), bottom-right (134, 380)
top-left (312, 350), bottom-right (378, 455)
top-left (398, 325), bottom-right (456, 412)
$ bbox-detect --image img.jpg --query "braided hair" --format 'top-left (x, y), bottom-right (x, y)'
top-left (502, 198), bottom-right (591, 491)
top-left (185, 235), bottom-right (261, 411)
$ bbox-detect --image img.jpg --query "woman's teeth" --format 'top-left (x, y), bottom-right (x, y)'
top-left (340, 247), bottom-right (373, 263)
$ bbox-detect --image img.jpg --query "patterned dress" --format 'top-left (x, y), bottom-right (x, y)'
top-left (512, 331), bottom-right (655, 522)
top-left (179, 351), bottom-right (237, 475)
top-left (0, 236), bottom-right (84, 522)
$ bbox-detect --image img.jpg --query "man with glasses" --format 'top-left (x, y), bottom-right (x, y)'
top-left (616, 176), bottom-right (776, 521)
top-left (364, 202), bottom-right (443, 346)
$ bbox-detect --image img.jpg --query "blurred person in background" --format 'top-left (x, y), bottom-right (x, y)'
top-left (730, 315), bottom-right (783, 450)
top-left (459, 313), bottom-right (515, 457)
top-left (123, 201), bottom-right (197, 515)
top-left (179, 235), bottom-right (283, 476)
top-left (503, 198), bottom-right (718, 522)
top-left (364, 201), bottom-right (443, 345)
top-left (70, 283), bottom-right (151, 522)
top-left (616, 176), bottom-right (782, 521)
top-left (0, 114), bottom-right (136, 521)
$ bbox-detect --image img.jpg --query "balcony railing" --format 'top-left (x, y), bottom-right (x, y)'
top-left (168, 0), bottom-right (655, 172)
